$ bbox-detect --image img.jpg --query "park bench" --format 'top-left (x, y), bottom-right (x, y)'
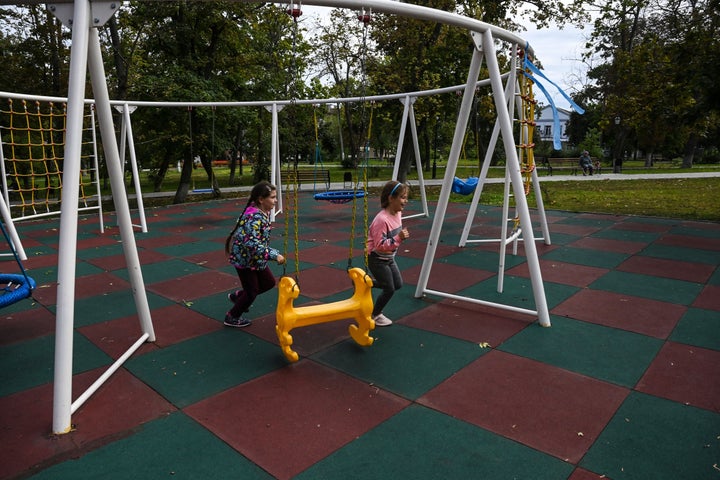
top-left (541, 157), bottom-right (601, 176)
top-left (280, 169), bottom-right (331, 190)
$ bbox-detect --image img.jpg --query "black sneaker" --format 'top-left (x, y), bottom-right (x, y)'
top-left (224, 313), bottom-right (251, 328)
top-left (228, 290), bottom-right (242, 303)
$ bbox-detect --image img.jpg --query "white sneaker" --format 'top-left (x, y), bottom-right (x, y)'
top-left (372, 313), bottom-right (393, 327)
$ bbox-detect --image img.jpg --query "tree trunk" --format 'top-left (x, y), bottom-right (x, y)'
top-left (682, 132), bottom-right (697, 168)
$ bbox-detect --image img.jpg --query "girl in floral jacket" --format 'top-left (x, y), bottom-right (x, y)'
top-left (224, 181), bottom-right (285, 327)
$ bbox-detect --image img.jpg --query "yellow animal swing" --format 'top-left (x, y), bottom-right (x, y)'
top-left (275, 163), bottom-right (375, 363)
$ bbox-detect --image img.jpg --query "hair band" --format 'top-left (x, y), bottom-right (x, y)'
top-left (390, 182), bottom-right (402, 196)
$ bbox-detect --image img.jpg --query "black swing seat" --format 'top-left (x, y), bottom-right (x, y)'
top-left (0, 273), bottom-right (36, 307)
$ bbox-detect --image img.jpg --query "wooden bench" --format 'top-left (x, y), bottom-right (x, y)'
top-left (280, 169), bottom-right (331, 190)
top-left (542, 158), bottom-right (579, 176)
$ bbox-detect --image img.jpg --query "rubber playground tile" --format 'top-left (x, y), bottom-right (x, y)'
top-left (0, 304), bottom-right (56, 347)
top-left (0, 332), bottom-right (111, 397)
top-left (640, 243), bottom-right (720, 265)
top-left (113, 254), bottom-right (208, 285)
top-left (153, 239), bottom-right (226, 257)
top-left (80, 304), bottom-right (222, 357)
top-left (26, 260), bottom-right (105, 287)
top-left (568, 468), bottom-right (612, 480)
top-left (418, 350), bottom-right (629, 464)
top-left (283, 265), bottom-right (370, 300)
top-left (709, 267), bottom-right (720, 285)
top-left (76, 234), bottom-right (120, 251)
top-left (402, 261), bottom-right (495, 293)
top-left (670, 307), bottom-right (720, 351)
top-left (145, 269), bottom-right (237, 302)
top-left (69, 290), bottom-right (175, 327)
top-left (313, 324), bottom-right (485, 400)
top-left (610, 219), bottom-right (673, 233)
top-left (185, 360), bottom-right (408, 480)
top-left (75, 242), bottom-right (125, 260)
top-left (30, 271), bottom-right (130, 306)
top-left (548, 222), bottom-right (604, 238)
top-left (125, 329), bottom-right (286, 408)
top-left (616, 255), bottom-right (715, 283)
top-left (83, 248), bottom-right (172, 272)
top-left (182, 249), bottom-right (229, 270)
top-left (592, 225), bottom-right (662, 243)
top-left (26, 412), bottom-right (270, 480)
top-left (499, 316), bottom-right (663, 387)
top-left (656, 232), bottom-right (720, 251)
top-left (552, 289), bottom-right (685, 338)
top-left (589, 270), bottom-right (704, 305)
top-left (292, 243), bottom-right (357, 266)
top-left (541, 245), bottom-right (630, 269)
top-left (295, 404), bottom-right (574, 480)
top-left (580, 391), bottom-right (720, 480)
top-left (438, 247), bottom-right (528, 272)
top-left (569, 236), bottom-right (648, 255)
top-left (562, 213), bottom-right (623, 228)
top-left (457, 274), bottom-right (580, 311)
top-left (506, 258), bottom-right (608, 287)
top-left (636, 341), bottom-right (720, 412)
top-left (400, 298), bottom-right (533, 346)
top-left (0, 368), bottom-right (175, 480)
top-left (692, 284), bottom-right (720, 311)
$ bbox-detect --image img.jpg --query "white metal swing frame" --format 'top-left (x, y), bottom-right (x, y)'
top-left (25, 0), bottom-right (555, 435)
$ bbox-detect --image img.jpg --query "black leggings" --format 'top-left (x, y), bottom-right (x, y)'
top-left (229, 266), bottom-right (276, 317)
top-left (368, 253), bottom-right (403, 317)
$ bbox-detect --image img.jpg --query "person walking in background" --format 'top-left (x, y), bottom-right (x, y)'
top-left (224, 181), bottom-right (285, 327)
top-left (366, 180), bottom-right (410, 327)
top-left (579, 150), bottom-right (594, 175)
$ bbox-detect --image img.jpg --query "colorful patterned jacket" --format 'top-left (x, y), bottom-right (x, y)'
top-left (228, 205), bottom-right (279, 270)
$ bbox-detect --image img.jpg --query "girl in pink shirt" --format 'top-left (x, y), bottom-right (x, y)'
top-left (366, 181), bottom-right (410, 326)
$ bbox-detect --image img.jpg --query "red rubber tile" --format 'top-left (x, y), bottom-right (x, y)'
top-left (553, 289), bottom-right (685, 338)
top-left (568, 467), bottom-right (614, 479)
top-left (611, 221), bottom-right (671, 233)
top-left (0, 305), bottom-right (56, 347)
top-left (85, 249), bottom-right (172, 271)
top-left (288, 265), bottom-right (365, 300)
top-left (403, 262), bottom-right (495, 292)
top-left (507, 259), bottom-right (608, 287)
top-left (135, 234), bottom-right (198, 249)
top-left (656, 233), bottom-right (720, 251)
top-left (292, 243), bottom-right (354, 266)
top-left (0, 368), bottom-right (175, 480)
top-left (185, 360), bottom-right (409, 480)
top-left (637, 342), bottom-right (720, 412)
top-left (419, 350), bottom-right (629, 464)
top-left (400, 299), bottom-right (532, 345)
top-left (569, 236), bottom-right (647, 255)
top-left (31, 272), bottom-right (130, 306)
top-left (692, 285), bottom-right (720, 311)
top-left (616, 256), bottom-right (715, 283)
top-left (79, 304), bottom-right (222, 358)
top-left (549, 223), bottom-right (603, 237)
top-left (146, 269), bottom-right (237, 302)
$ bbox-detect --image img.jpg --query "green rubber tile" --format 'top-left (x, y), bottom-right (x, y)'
top-left (541, 245), bottom-right (629, 269)
top-left (438, 248), bottom-right (527, 271)
top-left (580, 391), bottom-right (720, 480)
top-left (457, 275), bottom-right (579, 311)
top-left (591, 227), bottom-right (661, 244)
top-left (112, 258), bottom-right (208, 284)
top-left (27, 412), bottom-right (272, 480)
top-left (0, 332), bottom-right (110, 397)
top-left (499, 316), bottom-right (663, 387)
top-left (669, 224), bottom-right (720, 239)
top-left (669, 307), bottom-right (720, 351)
top-left (75, 243), bottom-right (125, 260)
top-left (556, 216), bottom-right (617, 229)
top-left (189, 286), bottom-right (280, 322)
top-left (709, 267), bottom-right (720, 285)
top-left (295, 405), bottom-right (574, 480)
top-left (590, 270), bottom-right (704, 306)
top-left (154, 240), bottom-right (225, 257)
top-left (313, 325), bottom-right (484, 400)
top-left (70, 290), bottom-right (175, 327)
top-left (541, 231), bottom-right (583, 245)
top-left (640, 244), bottom-right (720, 265)
top-left (125, 329), bottom-right (285, 408)
top-left (27, 260), bottom-right (104, 285)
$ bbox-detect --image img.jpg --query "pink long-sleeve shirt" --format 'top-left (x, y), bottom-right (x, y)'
top-left (367, 208), bottom-right (403, 258)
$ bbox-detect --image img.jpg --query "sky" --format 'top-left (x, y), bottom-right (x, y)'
top-left (301, 6), bottom-right (589, 111)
